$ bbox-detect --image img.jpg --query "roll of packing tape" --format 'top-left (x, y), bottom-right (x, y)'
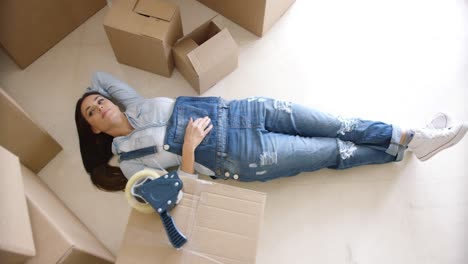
top-left (124, 169), bottom-right (160, 214)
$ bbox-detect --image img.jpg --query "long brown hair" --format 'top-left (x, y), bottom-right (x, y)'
top-left (75, 92), bottom-right (127, 191)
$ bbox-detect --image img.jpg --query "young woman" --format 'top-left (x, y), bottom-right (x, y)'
top-left (75, 72), bottom-right (467, 191)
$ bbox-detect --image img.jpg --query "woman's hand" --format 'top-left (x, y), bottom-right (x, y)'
top-left (183, 116), bottom-right (213, 151)
top-left (180, 117), bottom-right (213, 175)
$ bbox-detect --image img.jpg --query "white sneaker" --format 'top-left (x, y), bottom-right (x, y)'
top-left (425, 112), bottom-right (453, 129)
top-left (409, 122), bottom-right (468, 161)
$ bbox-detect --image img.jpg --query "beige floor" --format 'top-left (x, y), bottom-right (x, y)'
top-left (2, 0), bottom-right (468, 263)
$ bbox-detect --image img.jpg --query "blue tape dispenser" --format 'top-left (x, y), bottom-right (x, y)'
top-left (125, 169), bottom-right (187, 248)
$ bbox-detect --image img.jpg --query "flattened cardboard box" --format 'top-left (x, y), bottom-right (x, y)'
top-left (0, 146), bottom-right (35, 264)
top-left (21, 165), bottom-right (115, 264)
top-left (196, 0), bottom-right (295, 37)
top-left (104, 0), bottom-right (183, 77)
top-left (116, 176), bottom-right (266, 264)
top-left (173, 16), bottom-right (238, 94)
top-left (0, 0), bottom-right (106, 69)
top-left (0, 88), bottom-right (62, 174)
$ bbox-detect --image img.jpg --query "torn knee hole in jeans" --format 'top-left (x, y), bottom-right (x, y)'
top-left (259, 152), bottom-right (277, 166)
top-left (337, 117), bottom-right (358, 135)
top-left (273, 100), bottom-right (292, 114)
top-left (337, 139), bottom-right (357, 160)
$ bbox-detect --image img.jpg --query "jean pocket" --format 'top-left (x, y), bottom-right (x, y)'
top-left (174, 105), bottom-right (211, 145)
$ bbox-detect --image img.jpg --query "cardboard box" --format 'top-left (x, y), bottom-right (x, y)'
top-left (0, 88), bottom-right (62, 174)
top-left (104, 0), bottom-right (183, 77)
top-left (196, 0), bottom-right (295, 37)
top-left (20, 165), bottom-right (115, 264)
top-left (0, 0), bottom-right (106, 69)
top-left (116, 176), bottom-right (266, 264)
top-left (0, 146), bottom-right (35, 264)
top-left (173, 17), bottom-right (238, 94)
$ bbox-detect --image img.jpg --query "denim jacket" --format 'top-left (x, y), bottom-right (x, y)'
top-left (87, 72), bottom-right (214, 179)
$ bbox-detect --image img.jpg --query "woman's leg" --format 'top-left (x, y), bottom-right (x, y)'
top-left (228, 131), bottom-right (397, 182)
top-left (246, 97), bottom-right (410, 161)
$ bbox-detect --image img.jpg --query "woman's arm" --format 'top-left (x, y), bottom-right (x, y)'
top-left (87, 71), bottom-right (144, 108)
top-left (181, 117), bottom-right (213, 175)
top-left (120, 160), bottom-right (167, 179)
top-left (119, 117), bottom-right (212, 180)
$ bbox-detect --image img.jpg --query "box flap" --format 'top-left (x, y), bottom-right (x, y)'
top-left (115, 176), bottom-right (266, 264)
top-left (197, 50), bottom-right (237, 94)
top-left (173, 38), bottom-right (199, 74)
top-left (0, 146), bottom-right (35, 259)
top-left (104, 0), bottom-right (180, 43)
top-left (0, 88), bottom-right (62, 173)
top-left (173, 38), bottom-right (201, 91)
top-left (187, 28), bottom-right (238, 76)
top-left (133, 0), bottom-right (176, 22)
top-left (21, 166), bottom-right (115, 263)
top-left (104, 4), bottom-right (142, 35)
top-left (26, 201), bottom-right (75, 264)
top-left (183, 16), bottom-right (219, 45)
top-left (140, 17), bottom-right (170, 40)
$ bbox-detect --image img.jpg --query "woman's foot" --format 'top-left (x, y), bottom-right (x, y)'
top-left (409, 122), bottom-right (468, 161)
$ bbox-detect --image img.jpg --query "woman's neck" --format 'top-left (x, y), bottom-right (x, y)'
top-left (107, 113), bottom-right (134, 137)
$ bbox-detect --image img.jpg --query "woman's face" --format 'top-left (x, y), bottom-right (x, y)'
top-left (80, 94), bottom-right (121, 134)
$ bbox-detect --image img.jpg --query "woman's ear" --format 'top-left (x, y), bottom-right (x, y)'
top-left (91, 126), bottom-right (101, 134)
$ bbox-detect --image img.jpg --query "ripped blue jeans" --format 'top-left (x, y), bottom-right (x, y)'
top-left (165, 97), bottom-right (411, 181)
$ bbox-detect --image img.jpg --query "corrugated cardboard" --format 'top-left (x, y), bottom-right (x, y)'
top-left (20, 165), bottom-right (115, 264)
top-left (116, 176), bottom-right (266, 264)
top-left (196, 0), bottom-right (295, 37)
top-left (0, 0), bottom-right (106, 69)
top-left (0, 146), bottom-right (35, 264)
top-left (104, 0), bottom-right (183, 77)
top-left (173, 17), bottom-right (238, 94)
top-left (0, 88), bottom-right (62, 174)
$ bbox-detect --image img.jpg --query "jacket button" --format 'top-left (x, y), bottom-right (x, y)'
top-left (233, 174), bottom-right (239, 180)
top-left (163, 144), bottom-right (170, 150)
top-left (224, 171), bottom-right (230, 177)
